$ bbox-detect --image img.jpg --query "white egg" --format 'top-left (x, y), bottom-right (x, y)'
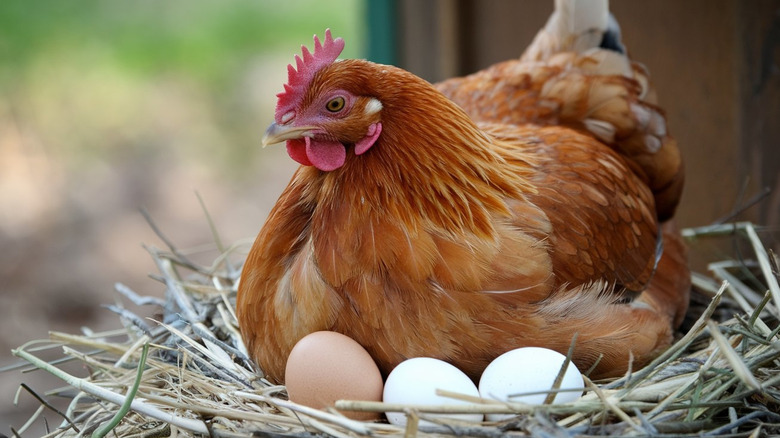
top-left (383, 357), bottom-right (484, 426)
top-left (478, 347), bottom-right (584, 421)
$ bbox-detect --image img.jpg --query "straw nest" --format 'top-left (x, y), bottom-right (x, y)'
top-left (8, 219), bottom-right (780, 437)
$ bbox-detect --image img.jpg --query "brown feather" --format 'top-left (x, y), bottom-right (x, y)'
top-left (237, 3), bottom-right (689, 384)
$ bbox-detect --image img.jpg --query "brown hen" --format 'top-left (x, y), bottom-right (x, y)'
top-left (237, 0), bottom-right (690, 384)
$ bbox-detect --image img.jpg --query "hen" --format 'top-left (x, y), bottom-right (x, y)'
top-left (237, 0), bottom-right (690, 384)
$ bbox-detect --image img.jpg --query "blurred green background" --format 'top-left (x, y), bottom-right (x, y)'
top-left (0, 0), bottom-right (364, 433)
top-left (0, 0), bottom-right (365, 175)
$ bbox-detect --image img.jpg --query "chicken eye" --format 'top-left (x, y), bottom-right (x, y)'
top-left (326, 96), bottom-right (346, 112)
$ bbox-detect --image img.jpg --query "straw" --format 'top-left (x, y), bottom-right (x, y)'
top-left (5, 219), bottom-right (779, 437)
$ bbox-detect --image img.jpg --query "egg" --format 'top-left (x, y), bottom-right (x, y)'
top-left (478, 347), bottom-right (584, 421)
top-left (383, 357), bottom-right (484, 426)
top-left (284, 331), bottom-right (383, 421)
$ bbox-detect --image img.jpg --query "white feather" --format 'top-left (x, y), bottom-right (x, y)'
top-left (364, 98), bottom-right (383, 115)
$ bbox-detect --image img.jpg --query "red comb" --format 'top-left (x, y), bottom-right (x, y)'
top-left (275, 29), bottom-right (345, 123)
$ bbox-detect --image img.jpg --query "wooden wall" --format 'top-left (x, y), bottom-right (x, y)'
top-left (389, 0), bottom-right (780, 265)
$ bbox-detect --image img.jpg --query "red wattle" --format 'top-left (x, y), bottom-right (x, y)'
top-left (286, 139), bottom-right (312, 166)
top-left (305, 137), bottom-right (346, 171)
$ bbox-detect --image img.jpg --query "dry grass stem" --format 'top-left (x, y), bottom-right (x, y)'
top-left (6, 220), bottom-right (779, 436)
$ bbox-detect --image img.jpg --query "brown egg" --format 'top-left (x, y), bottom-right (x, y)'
top-left (284, 331), bottom-right (383, 421)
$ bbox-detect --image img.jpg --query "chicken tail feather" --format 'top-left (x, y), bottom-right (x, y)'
top-left (521, 0), bottom-right (613, 61)
top-left (516, 0), bottom-right (685, 219)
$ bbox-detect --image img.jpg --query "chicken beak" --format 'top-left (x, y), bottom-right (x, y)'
top-left (262, 123), bottom-right (318, 147)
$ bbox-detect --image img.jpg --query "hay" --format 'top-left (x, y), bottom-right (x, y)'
top-left (7, 220), bottom-right (780, 437)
